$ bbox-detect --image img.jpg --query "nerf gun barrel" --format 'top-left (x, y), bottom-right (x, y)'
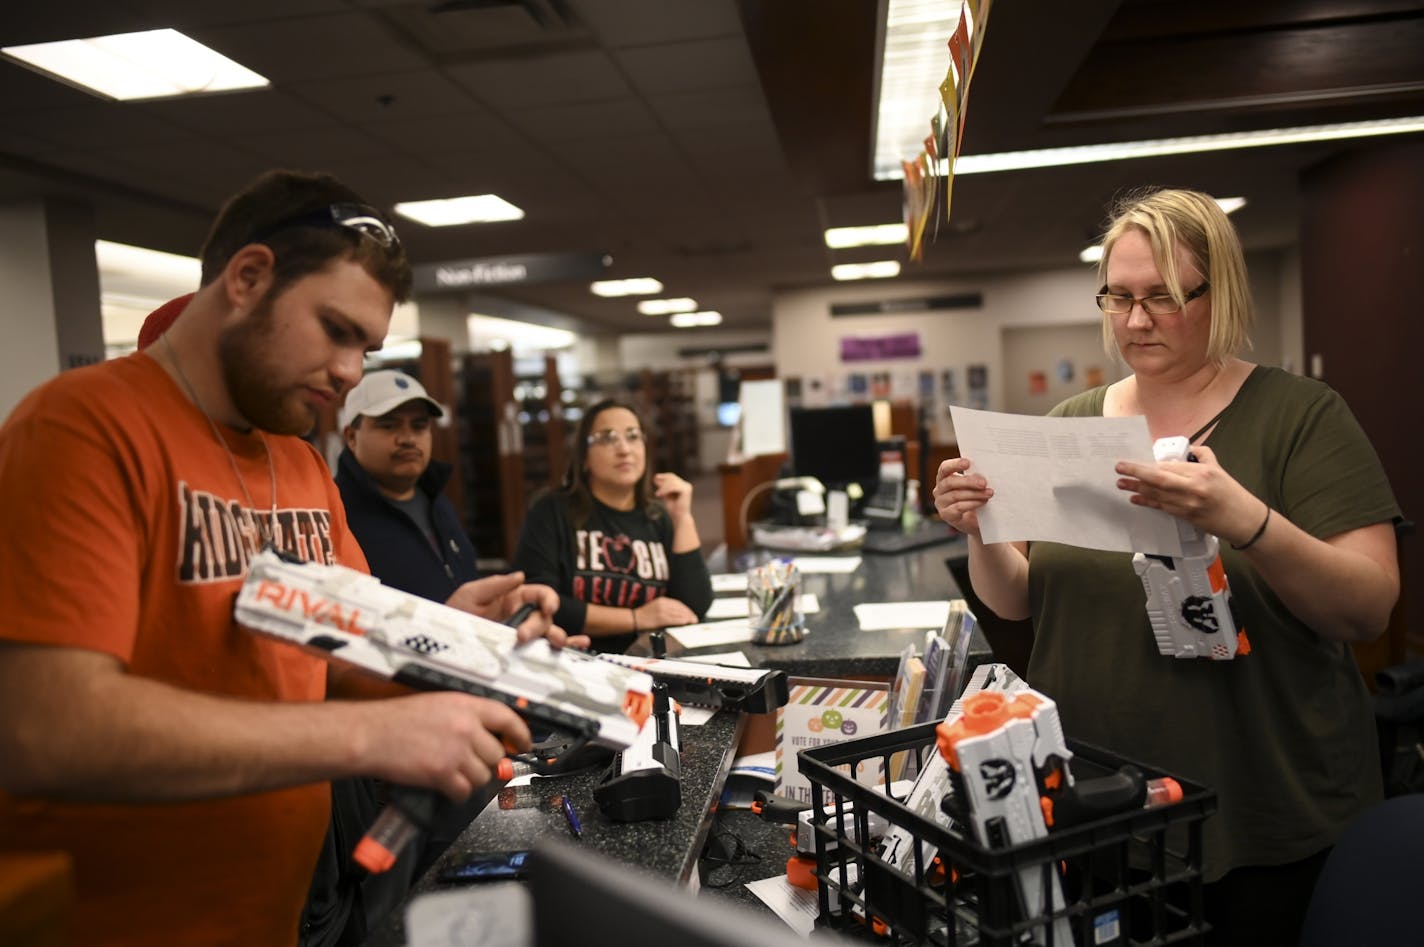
top-left (1132, 436), bottom-right (1250, 661)
top-left (937, 688), bottom-right (1075, 947)
top-left (596, 652), bottom-right (789, 714)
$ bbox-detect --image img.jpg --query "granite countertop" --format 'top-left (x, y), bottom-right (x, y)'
top-left (643, 533), bottom-right (985, 680)
top-left (365, 710), bottom-right (744, 946)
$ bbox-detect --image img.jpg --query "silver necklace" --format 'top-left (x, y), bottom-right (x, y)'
top-left (162, 333), bottom-right (279, 549)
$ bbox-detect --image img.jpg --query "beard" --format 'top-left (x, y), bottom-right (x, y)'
top-left (217, 294), bottom-right (317, 436)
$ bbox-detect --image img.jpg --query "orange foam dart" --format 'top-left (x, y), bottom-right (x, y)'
top-left (497, 758), bottom-right (514, 782)
top-left (623, 689), bottom-right (654, 728)
top-left (1236, 630), bottom-right (1252, 655)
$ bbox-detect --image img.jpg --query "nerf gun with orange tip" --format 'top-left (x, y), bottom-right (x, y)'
top-left (235, 549), bottom-right (657, 873)
top-left (937, 688), bottom-right (1075, 946)
top-left (1132, 436), bottom-right (1251, 661)
top-left (875, 662), bottom-right (1028, 881)
top-left (235, 548), bottom-right (655, 761)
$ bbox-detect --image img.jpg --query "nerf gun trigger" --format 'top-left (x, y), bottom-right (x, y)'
top-left (751, 789), bottom-right (810, 824)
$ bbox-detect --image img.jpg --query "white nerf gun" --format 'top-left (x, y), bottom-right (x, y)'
top-left (1132, 436), bottom-right (1251, 660)
top-left (235, 548), bottom-right (656, 758)
top-left (937, 687), bottom-right (1075, 947)
top-left (875, 662), bottom-right (1027, 881)
top-left (235, 548), bottom-right (659, 873)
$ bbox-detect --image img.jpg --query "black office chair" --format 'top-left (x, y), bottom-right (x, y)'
top-left (1299, 794), bottom-right (1424, 947)
top-left (1375, 659), bottom-right (1424, 797)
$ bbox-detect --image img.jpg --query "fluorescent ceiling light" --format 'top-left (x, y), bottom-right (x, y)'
top-left (637, 297), bottom-right (698, 316)
top-left (875, 116), bottom-right (1424, 181)
top-left (669, 311), bottom-right (723, 328)
top-left (394, 195), bottom-right (524, 227)
top-left (590, 277), bottom-right (663, 297)
top-left (832, 261), bottom-right (901, 281)
top-left (1079, 196), bottom-right (1247, 264)
top-left (873, 0), bottom-right (966, 180)
top-left (825, 223), bottom-right (910, 249)
top-left (466, 313), bottom-right (576, 354)
top-left (1, 29), bottom-right (267, 101)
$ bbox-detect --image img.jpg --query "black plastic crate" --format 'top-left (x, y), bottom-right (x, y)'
top-left (799, 722), bottom-right (1217, 946)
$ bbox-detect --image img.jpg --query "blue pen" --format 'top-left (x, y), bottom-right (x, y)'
top-left (560, 793), bottom-right (583, 838)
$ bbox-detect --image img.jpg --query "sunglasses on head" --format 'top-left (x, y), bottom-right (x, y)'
top-left (246, 202), bottom-right (401, 251)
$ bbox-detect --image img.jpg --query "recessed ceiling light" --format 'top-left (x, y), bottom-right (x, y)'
top-left (670, 311), bottom-right (723, 328)
top-left (1079, 196), bottom-right (1247, 263)
top-left (877, 116), bottom-right (1424, 181)
top-left (466, 313), bottom-right (576, 353)
top-left (637, 297), bottom-right (698, 315)
top-left (824, 223), bottom-right (910, 249)
top-left (591, 278), bottom-right (663, 297)
top-left (1, 29), bottom-right (267, 101)
top-left (394, 195), bottom-right (524, 226)
top-left (832, 261), bottom-right (901, 281)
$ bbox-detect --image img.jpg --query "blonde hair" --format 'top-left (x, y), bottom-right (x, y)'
top-left (1098, 187), bottom-right (1253, 366)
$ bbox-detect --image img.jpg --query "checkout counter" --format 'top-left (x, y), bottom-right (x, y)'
top-left (364, 526), bottom-right (993, 945)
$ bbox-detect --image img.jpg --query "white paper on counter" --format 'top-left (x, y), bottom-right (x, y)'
top-left (949, 405), bottom-right (1183, 556)
top-left (710, 572), bottom-right (749, 593)
top-left (853, 600), bottom-right (952, 631)
top-left (666, 618), bottom-right (755, 648)
top-left (790, 555), bottom-right (862, 573)
top-left (705, 592), bottom-right (819, 620)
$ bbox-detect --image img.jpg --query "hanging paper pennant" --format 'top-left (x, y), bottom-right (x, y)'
top-left (903, 0), bottom-right (994, 259)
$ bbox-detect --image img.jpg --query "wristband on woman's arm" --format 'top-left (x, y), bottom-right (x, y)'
top-left (1231, 504), bottom-right (1271, 551)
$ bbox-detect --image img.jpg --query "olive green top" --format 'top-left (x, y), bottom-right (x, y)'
top-left (1026, 365), bottom-right (1400, 881)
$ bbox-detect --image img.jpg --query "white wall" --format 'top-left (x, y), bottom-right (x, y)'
top-left (771, 250), bottom-right (1303, 435)
top-left (0, 203), bottom-right (63, 422)
top-left (616, 328), bottom-right (772, 371)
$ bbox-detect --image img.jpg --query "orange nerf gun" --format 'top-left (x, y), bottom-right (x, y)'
top-left (1131, 436), bottom-right (1251, 660)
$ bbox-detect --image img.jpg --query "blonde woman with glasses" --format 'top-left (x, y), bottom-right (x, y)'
top-left (933, 187), bottom-right (1400, 945)
top-left (514, 398), bottom-right (713, 652)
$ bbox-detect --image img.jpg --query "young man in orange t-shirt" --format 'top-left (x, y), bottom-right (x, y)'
top-left (0, 170), bottom-right (566, 946)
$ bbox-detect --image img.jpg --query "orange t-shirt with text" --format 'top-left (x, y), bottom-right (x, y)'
top-left (0, 353), bottom-right (368, 946)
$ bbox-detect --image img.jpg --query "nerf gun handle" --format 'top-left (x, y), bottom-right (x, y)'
top-left (354, 606), bottom-right (537, 875)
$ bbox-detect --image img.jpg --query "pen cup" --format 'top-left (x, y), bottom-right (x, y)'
top-left (747, 561), bottom-right (807, 646)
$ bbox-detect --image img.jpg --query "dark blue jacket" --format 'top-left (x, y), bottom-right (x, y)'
top-left (335, 448), bottom-right (479, 602)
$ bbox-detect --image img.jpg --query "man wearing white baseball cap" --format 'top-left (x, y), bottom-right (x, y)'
top-left (315, 370), bottom-right (570, 942)
top-left (334, 369), bottom-right (476, 602)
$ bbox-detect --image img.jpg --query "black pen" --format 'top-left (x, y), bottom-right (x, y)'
top-left (560, 793), bottom-right (583, 838)
top-left (504, 602), bottom-right (537, 628)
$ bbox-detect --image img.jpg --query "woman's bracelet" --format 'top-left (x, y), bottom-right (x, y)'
top-left (631, 609), bottom-right (639, 633)
top-left (1231, 504), bottom-right (1271, 551)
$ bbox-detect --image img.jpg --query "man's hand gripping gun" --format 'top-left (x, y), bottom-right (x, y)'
top-left (1131, 436), bottom-right (1251, 660)
top-left (234, 549), bottom-right (655, 871)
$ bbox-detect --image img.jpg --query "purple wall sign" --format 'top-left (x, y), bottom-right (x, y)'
top-left (839, 332), bottom-right (922, 362)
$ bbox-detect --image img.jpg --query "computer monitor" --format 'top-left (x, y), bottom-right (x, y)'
top-left (530, 839), bottom-right (805, 947)
top-left (788, 404), bottom-right (879, 491)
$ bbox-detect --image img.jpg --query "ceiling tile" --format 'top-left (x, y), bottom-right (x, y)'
top-left (289, 71), bottom-right (481, 124)
top-left (143, 90), bottom-right (337, 135)
top-left (505, 97), bottom-right (659, 144)
top-left (571, 0), bottom-right (742, 48)
top-left (446, 50), bottom-right (631, 110)
top-left (613, 37), bottom-right (758, 94)
top-left (198, 12), bottom-right (427, 84)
